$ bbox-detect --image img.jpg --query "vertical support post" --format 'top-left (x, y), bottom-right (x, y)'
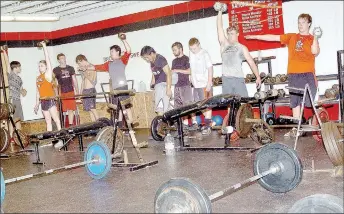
top-left (177, 117), bottom-right (186, 147)
top-left (225, 101), bottom-right (236, 147)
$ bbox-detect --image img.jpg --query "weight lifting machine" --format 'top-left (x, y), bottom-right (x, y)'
top-left (29, 90), bottom-right (158, 172)
top-left (152, 93), bottom-right (282, 153)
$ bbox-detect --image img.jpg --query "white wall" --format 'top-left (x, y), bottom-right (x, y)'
top-left (0, 22), bottom-right (53, 32)
top-left (3, 1), bottom-right (344, 121)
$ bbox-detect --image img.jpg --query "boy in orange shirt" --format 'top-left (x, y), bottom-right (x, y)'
top-left (245, 13), bottom-right (321, 137)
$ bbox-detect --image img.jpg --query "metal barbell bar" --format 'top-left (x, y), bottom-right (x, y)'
top-left (154, 143), bottom-right (303, 213)
top-left (1, 141), bottom-right (112, 205)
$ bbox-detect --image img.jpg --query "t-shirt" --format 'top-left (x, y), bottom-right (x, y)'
top-left (94, 52), bottom-right (130, 89)
top-left (189, 49), bottom-right (213, 88)
top-left (171, 55), bottom-right (190, 87)
top-left (280, 33), bottom-right (315, 74)
top-left (151, 54), bottom-right (168, 84)
top-left (8, 71), bottom-right (22, 101)
top-left (53, 65), bottom-right (76, 93)
top-left (221, 43), bottom-right (246, 78)
top-left (36, 73), bottom-right (55, 98)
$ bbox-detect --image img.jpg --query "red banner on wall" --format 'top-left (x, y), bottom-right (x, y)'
top-left (226, 0), bottom-right (284, 51)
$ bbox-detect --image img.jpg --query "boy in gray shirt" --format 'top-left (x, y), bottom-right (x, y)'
top-left (1, 47), bottom-right (27, 139)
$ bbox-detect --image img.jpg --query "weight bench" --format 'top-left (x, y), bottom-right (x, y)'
top-left (30, 117), bottom-right (112, 164)
top-left (159, 94), bottom-right (258, 152)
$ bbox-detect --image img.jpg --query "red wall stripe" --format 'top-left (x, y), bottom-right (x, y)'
top-left (1, 1), bottom-right (213, 41)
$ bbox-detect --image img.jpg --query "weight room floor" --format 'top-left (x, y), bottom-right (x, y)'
top-left (1, 129), bottom-right (343, 213)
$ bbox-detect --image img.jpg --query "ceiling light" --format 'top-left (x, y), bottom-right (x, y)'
top-left (1, 16), bottom-right (15, 21)
top-left (1, 15), bottom-right (60, 22)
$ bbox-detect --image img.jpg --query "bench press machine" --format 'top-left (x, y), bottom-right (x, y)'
top-left (29, 90), bottom-right (158, 171)
top-left (152, 94), bottom-right (263, 152)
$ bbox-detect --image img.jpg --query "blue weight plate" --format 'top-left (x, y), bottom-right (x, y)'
top-left (1, 169), bottom-right (5, 205)
top-left (84, 141), bottom-right (112, 179)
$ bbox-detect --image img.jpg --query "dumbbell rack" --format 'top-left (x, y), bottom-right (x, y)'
top-left (264, 72), bottom-right (342, 126)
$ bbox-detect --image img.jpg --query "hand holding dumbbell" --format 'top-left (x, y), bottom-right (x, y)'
top-left (313, 27), bottom-right (323, 39)
top-left (118, 32), bottom-right (126, 41)
top-left (0, 45), bottom-right (8, 52)
top-left (21, 88), bottom-right (27, 97)
top-left (213, 2), bottom-right (227, 13)
top-left (37, 39), bottom-right (49, 49)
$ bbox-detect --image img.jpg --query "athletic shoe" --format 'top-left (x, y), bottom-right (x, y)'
top-left (201, 126), bottom-right (211, 136)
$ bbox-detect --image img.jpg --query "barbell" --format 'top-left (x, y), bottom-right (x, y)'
top-left (0, 141), bottom-right (113, 205)
top-left (154, 143), bottom-right (303, 213)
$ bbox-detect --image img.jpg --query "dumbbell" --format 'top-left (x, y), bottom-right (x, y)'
top-left (213, 2), bottom-right (227, 12)
top-left (278, 89), bottom-right (286, 97)
top-left (118, 32), bottom-right (126, 40)
top-left (154, 143), bottom-right (303, 213)
top-left (246, 74), bottom-right (255, 82)
top-left (270, 77), bottom-right (276, 84)
top-left (332, 84), bottom-right (339, 93)
top-left (244, 78), bottom-right (250, 83)
top-left (1, 45), bottom-right (8, 51)
top-left (260, 72), bottom-right (266, 79)
top-left (275, 74), bottom-right (281, 83)
top-left (280, 74), bottom-right (288, 82)
top-left (254, 89), bottom-right (279, 100)
top-left (324, 88), bottom-right (337, 99)
top-left (37, 39), bottom-right (49, 49)
top-left (313, 27), bottom-right (323, 39)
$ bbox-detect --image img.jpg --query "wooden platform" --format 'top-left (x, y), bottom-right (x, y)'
top-left (21, 91), bottom-right (156, 135)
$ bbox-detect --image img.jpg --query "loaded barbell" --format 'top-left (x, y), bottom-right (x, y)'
top-left (0, 141), bottom-right (113, 205)
top-left (154, 143), bottom-right (303, 213)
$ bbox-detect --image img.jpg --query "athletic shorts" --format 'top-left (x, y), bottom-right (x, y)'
top-left (60, 91), bottom-right (77, 112)
top-left (288, 72), bottom-right (317, 108)
top-left (222, 76), bottom-right (249, 97)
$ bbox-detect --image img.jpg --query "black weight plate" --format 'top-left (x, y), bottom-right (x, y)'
top-left (288, 194), bottom-right (343, 213)
top-left (95, 126), bottom-right (124, 158)
top-left (151, 116), bottom-right (167, 142)
top-left (155, 178), bottom-right (212, 213)
top-left (322, 122), bottom-right (343, 166)
top-left (253, 143), bottom-right (303, 193)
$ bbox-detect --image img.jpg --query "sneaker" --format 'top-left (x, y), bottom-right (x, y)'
top-left (54, 140), bottom-right (64, 149)
top-left (284, 127), bottom-right (303, 137)
top-left (201, 126), bottom-right (211, 136)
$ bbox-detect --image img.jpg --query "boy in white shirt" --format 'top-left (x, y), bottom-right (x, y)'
top-left (188, 38), bottom-right (214, 135)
